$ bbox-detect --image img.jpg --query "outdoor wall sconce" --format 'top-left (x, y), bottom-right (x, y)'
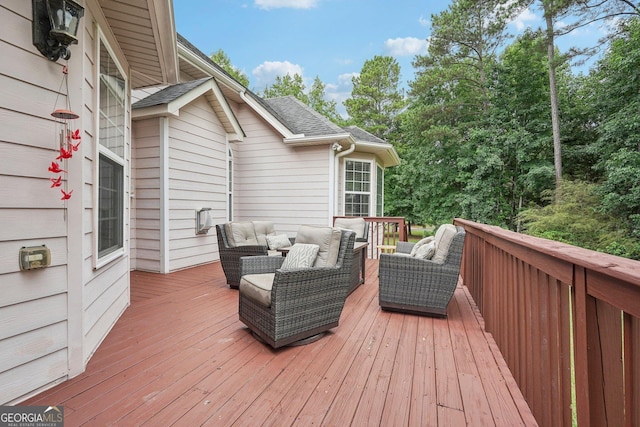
top-left (33, 0), bottom-right (85, 61)
top-left (196, 208), bottom-right (213, 235)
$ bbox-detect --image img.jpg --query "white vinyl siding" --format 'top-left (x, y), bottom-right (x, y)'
top-left (0, 2), bottom-right (71, 403)
top-left (132, 95), bottom-right (228, 272)
top-left (166, 97), bottom-right (226, 271)
top-left (232, 102), bottom-right (332, 235)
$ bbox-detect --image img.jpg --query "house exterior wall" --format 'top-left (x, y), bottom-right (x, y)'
top-left (231, 102), bottom-right (333, 236)
top-left (166, 96), bottom-right (225, 271)
top-left (131, 117), bottom-right (162, 272)
top-left (0, 1), bottom-right (131, 403)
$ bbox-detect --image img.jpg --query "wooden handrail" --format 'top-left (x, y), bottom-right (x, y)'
top-left (454, 218), bottom-right (640, 427)
top-left (333, 216), bottom-right (406, 259)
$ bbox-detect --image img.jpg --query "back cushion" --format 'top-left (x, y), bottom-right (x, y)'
top-left (252, 221), bottom-right (276, 246)
top-left (432, 224), bottom-right (457, 263)
top-left (334, 217), bottom-right (366, 239)
top-left (226, 222), bottom-right (258, 247)
top-left (295, 225), bottom-right (342, 267)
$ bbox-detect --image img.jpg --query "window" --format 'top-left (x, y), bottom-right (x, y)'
top-left (97, 40), bottom-right (126, 260)
top-left (344, 160), bottom-right (371, 217)
top-left (376, 165), bottom-right (384, 216)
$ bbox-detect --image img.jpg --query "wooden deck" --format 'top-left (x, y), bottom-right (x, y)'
top-left (25, 260), bottom-right (537, 426)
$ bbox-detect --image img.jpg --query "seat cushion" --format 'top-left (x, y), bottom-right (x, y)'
top-left (225, 222), bottom-right (258, 247)
top-left (281, 244), bottom-right (319, 270)
top-left (295, 225), bottom-right (342, 267)
top-left (252, 221), bottom-right (276, 246)
top-left (239, 273), bottom-right (275, 307)
top-left (334, 217), bottom-right (366, 239)
top-left (432, 224), bottom-right (457, 263)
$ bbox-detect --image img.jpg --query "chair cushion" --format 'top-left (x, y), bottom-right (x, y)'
top-left (252, 221), bottom-right (276, 246)
top-left (281, 244), bottom-right (320, 270)
top-left (410, 236), bottom-right (434, 256)
top-left (295, 225), bottom-right (342, 267)
top-left (240, 273), bottom-right (275, 307)
top-left (432, 224), bottom-right (457, 263)
top-left (334, 217), bottom-right (366, 239)
top-left (414, 241), bottom-right (436, 259)
top-left (266, 234), bottom-right (292, 250)
top-left (225, 222), bottom-right (258, 247)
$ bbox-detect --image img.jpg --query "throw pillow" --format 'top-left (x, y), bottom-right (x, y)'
top-left (266, 234), bottom-right (291, 250)
top-left (410, 236), bottom-right (434, 257)
top-left (281, 244), bottom-right (320, 270)
top-left (413, 241), bottom-right (436, 259)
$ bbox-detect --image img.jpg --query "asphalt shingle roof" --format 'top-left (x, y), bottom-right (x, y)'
top-left (132, 77), bottom-right (211, 109)
top-left (342, 125), bottom-right (387, 145)
top-left (263, 96), bottom-right (346, 137)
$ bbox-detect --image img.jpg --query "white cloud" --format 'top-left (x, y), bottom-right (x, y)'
top-left (510, 7), bottom-right (539, 31)
top-left (419, 15), bottom-right (430, 28)
top-left (384, 37), bottom-right (429, 56)
top-left (255, 0), bottom-right (319, 10)
top-left (252, 60), bottom-right (304, 89)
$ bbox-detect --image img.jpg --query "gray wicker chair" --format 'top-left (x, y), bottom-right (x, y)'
top-left (216, 224), bottom-right (268, 289)
top-left (378, 225), bottom-right (466, 317)
top-left (238, 229), bottom-right (356, 348)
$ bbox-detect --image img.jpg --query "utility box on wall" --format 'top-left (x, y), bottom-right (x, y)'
top-left (19, 245), bottom-right (51, 270)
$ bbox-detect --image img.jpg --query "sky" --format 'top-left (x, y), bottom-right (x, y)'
top-left (174, 0), bottom-right (608, 115)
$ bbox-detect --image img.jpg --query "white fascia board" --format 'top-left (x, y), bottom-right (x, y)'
top-left (355, 141), bottom-right (401, 167)
top-left (149, 0), bottom-right (179, 84)
top-left (284, 133), bottom-right (353, 146)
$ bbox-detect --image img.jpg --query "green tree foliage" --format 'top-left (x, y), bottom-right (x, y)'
top-left (519, 180), bottom-right (640, 259)
top-left (261, 73), bottom-right (308, 103)
top-left (343, 55), bottom-right (405, 139)
top-left (210, 49), bottom-right (249, 87)
top-left (308, 76), bottom-right (343, 124)
top-left (260, 74), bottom-right (343, 124)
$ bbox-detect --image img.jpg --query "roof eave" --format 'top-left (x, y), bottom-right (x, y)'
top-left (284, 133), bottom-right (353, 146)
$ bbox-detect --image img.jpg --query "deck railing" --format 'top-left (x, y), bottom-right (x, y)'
top-left (454, 218), bottom-right (640, 427)
top-left (333, 216), bottom-right (407, 259)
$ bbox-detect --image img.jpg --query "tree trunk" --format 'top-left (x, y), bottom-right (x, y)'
top-left (545, 7), bottom-right (563, 188)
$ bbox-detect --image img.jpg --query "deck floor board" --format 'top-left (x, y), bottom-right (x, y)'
top-left (24, 260), bottom-right (537, 426)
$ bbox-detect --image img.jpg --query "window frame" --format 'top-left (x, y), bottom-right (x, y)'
top-left (343, 159), bottom-right (374, 217)
top-left (94, 31), bottom-right (127, 269)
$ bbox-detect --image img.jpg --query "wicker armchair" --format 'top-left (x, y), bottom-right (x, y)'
top-left (378, 225), bottom-right (466, 317)
top-left (238, 229), bottom-right (356, 348)
top-left (216, 224), bottom-right (268, 289)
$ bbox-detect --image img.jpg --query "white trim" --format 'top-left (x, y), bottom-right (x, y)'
top-left (284, 133), bottom-right (352, 146)
top-left (226, 141), bottom-right (233, 221)
top-left (342, 158), bottom-right (376, 217)
top-left (159, 117), bottom-right (170, 273)
top-left (93, 30), bottom-right (128, 270)
top-left (239, 91), bottom-right (300, 139)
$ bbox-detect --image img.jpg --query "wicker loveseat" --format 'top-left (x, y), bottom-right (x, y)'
top-left (238, 226), bottom-right (355, 348)
top-left (216, 221), bottom-right (293, 289)
top-left (378, 224), bottom-right (466, 317)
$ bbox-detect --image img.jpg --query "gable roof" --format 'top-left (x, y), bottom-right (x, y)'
top-left (132, 77), bottom-right (244, 142)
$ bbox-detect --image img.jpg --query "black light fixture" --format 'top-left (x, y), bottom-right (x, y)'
top-left (33, 0), bottom-right (85, 61)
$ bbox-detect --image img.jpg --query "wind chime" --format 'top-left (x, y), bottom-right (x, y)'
top-left (48, 65), bottom-right (81, 200)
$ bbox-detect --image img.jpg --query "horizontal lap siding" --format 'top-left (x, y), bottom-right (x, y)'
top-left (0, 3), bottom-right (71, 403)
top-left (168, 97), bottom-right (226, 271)
top-left (81, 8), bottom-right (132, 368)
top-left (232, 103), bottom-right (331, 235)
top-left (133, 118), bottom-right (162, 272)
